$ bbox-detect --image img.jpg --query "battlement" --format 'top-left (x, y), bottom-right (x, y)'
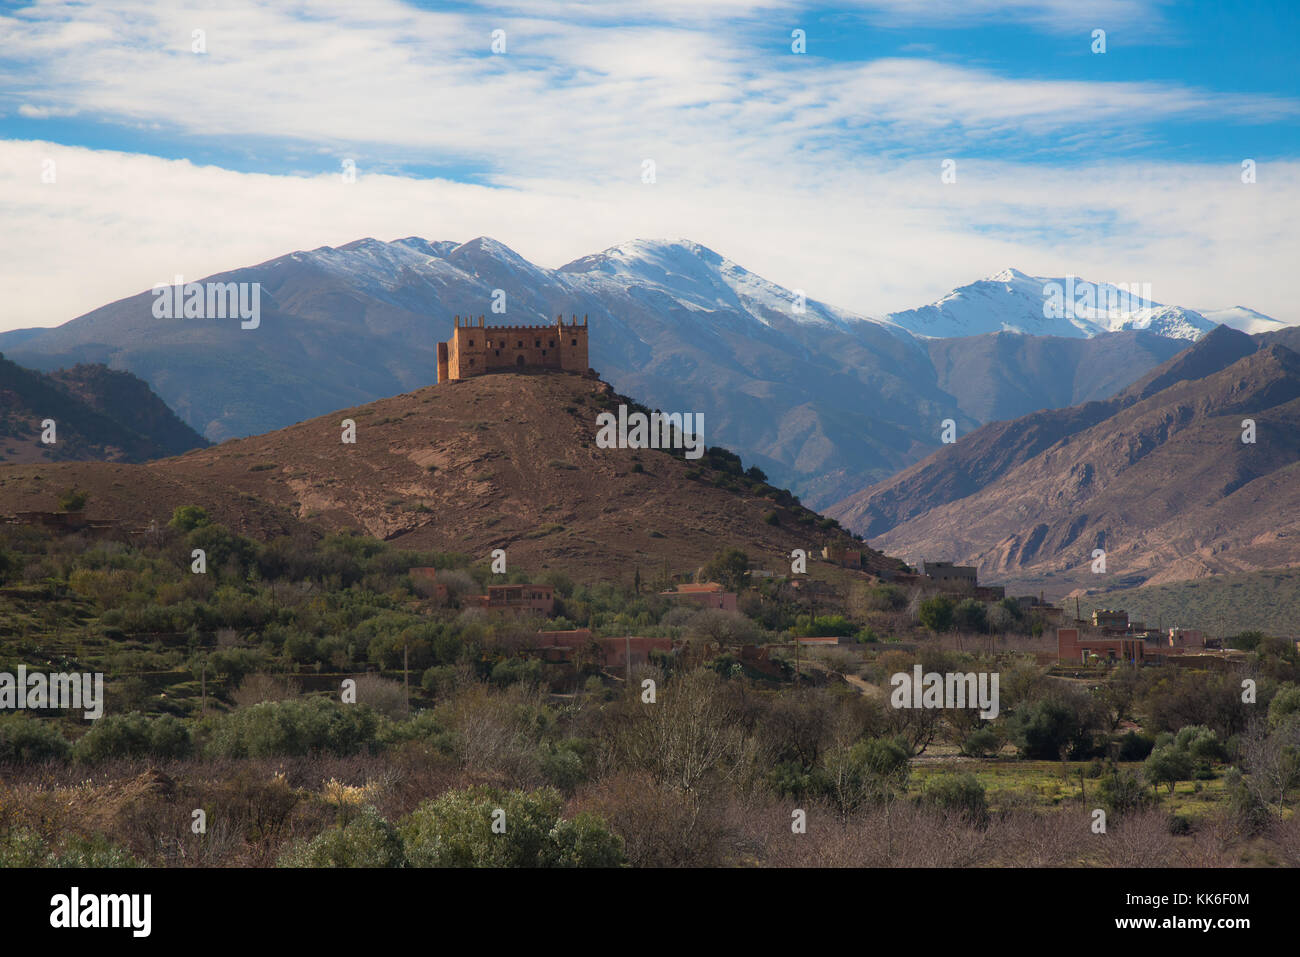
top-left (438, 314), bottom-right (590, 382)
top-left (454, 314), bottom-right (588, 331)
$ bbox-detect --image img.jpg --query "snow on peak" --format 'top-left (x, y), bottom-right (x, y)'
top-left (889, 270), bottom-right (1217, 341)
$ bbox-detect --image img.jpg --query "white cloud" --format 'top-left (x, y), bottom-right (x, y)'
top-left (17, 104), bottom-right (79, 118)
top-left (1, 139), bottom-right (1296, 331)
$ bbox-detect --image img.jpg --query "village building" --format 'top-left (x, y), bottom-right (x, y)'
top-left (917, 560), bottom-right (978, 588)
top-left (821, 545), bottom-right (862, 569)
top-left (1057, 626), bottom-right (1146, 664)
top-left (530, 629), bottom-right (672, 669)
top-left (659, 582), bottom-right (738, 612)
top-left (408, 568), bottom-right (554, 617)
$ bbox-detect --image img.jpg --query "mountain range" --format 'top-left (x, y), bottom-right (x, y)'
top-left (828, 326), bottom-right (1300, 595)
top-left (5, 237), bottom-right (1267, 508)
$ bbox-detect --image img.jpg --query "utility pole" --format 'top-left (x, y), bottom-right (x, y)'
top-left (625, 635), bottom-right (631, 684)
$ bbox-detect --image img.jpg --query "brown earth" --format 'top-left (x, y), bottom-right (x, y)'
top-left (0, 370), bottom-right (900, 582)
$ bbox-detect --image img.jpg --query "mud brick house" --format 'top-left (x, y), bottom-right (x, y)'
top-left (917, 560), bottom-right (978, 588)
top-left (659, 582), bottom-right (738, 612)
top-left (1092, 609), bottom-right (1130, 634)
top-left (531, 630), bottom-right (672, 669)
top-left (1058, 626), bottom-right (1146, 664)
top-left (821, 545), bottom-right (862, 569)
top-left (476, 583), bottom-right (556, 617)
top-left (437, 314), bottom-right (589, 382)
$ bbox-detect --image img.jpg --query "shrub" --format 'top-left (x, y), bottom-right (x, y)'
top-left (351, 673), bottom-right (408, 720)
top-left (72, 712), bottom-right (192, 762)
top-left (952, 598), bottom-right (988, 634)
top-left (960, 727), bottom-right (1000, 758)
top-left (57, 487), bottom-right (88, 512)
top-left (1117, 730), bottom-right (1155, 761)
top-left (278, 807), bottom-right (405, 868)
top-left (1012, 692), bottom-right (1103, 760)
top-left (401, 786), bottom-right (623, 867)
top-left (0, 714), bottom-right (71, 763)
top-left (231, 673), bottom-right (301, 708)
top-left (169, 505), bottom-right (211, 533)
top-left (1099, 767), bottom-right (1151, 814)
top-left (204, 698), bottom-right (380, 758)
top-left (924, 772), bottom-right (988, 822)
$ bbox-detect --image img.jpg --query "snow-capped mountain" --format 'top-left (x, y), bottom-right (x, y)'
top-left (887, 267), bottom-right (1219, 341)
top-left (0, 237), bottom-right (1258, 506)
top-left (1197, 305), bottom-right (1289, 335)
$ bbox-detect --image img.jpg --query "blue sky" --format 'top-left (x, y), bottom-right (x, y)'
top-left (1, 0), bottom-right (1297, 329)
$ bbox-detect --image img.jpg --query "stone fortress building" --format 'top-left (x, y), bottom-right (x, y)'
top-left (437, 314), bottom-right (589, 383)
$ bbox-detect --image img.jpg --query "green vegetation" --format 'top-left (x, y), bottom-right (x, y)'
top-left (1081, 567), bottom-right (1300, 638)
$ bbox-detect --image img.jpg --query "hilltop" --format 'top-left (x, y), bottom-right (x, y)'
top-left (0, 371), bottom-right (898, 581)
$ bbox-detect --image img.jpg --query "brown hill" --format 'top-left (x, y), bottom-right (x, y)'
top-left (830, 335), bottom-right (1300, 595)
top-left (0, 371), bottom-right (899, 581)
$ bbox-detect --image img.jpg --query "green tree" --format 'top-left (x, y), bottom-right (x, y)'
top-left (918, 595), bottom-right (955, 633)
top-left (169, 504), bottom-right (211, 533)
top-left (56, 487), bottom-right (88, 512)
top-left (702, 547), bottom-right (749, 593)
top-left (952, 598), bottom-right (988, 633)
top-left (1144, 745), bottom-right (1194, 794)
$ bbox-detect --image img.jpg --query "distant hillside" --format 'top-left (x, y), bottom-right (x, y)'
top-left (828, 326), bottom-right (1300, 594)
top-left (0, 354), bottom-right (209, 464)
top-left (1075, 568), bottom-right (1300, 639)
top-left (0, 370), bottom-right (901, 581)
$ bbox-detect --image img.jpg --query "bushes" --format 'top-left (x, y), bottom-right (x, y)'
top-left (278, 806), bottom-right (405, 868)
top-left (1099, 767), bottom-right (1152, 814)
top-left (952, 599), bottom-right (988, 634)
top-left (923, 773), bottom-right (988, 822)
top-left (73, 712), bottom-right (192, 763)
top-left (400, 786), bottom-right (623, 867)
top-left (0, 714), bottom-right (71, 763)
top-left (960, 727), bottom-right (1000, 758)
top-left (203, 698), bottom-right (380, 759)
top-left (1116, 730), bottom-right (1155, 761)
top-left (0, 828), bottom-right (140, 867)
top-left (1011, 691), bottom-right (1104, 760)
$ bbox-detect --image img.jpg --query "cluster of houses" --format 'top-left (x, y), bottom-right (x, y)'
top-left (1056, 608), bottom-right (1224, 665)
